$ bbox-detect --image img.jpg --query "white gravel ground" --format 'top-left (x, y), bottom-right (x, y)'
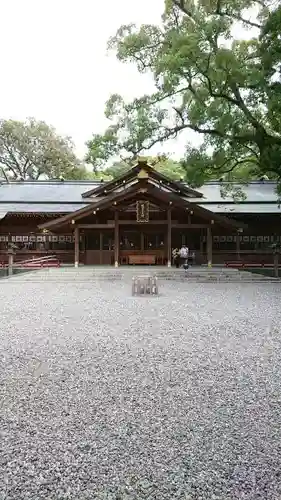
top-left (1, 280), bottom-right (281, 500)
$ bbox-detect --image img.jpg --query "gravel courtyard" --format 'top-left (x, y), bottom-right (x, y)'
top-left (1, 280), bottom-right (281, 500)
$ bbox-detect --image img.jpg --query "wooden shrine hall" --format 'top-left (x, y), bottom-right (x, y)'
top-left (1, 158), bottom-right (281, 267)
top-left (38, 159), bottom-right (246, 267)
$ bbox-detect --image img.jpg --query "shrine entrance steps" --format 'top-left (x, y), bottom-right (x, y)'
top-left (3, 265), bottom-right (281, 283)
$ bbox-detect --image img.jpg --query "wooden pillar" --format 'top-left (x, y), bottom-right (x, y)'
top-left (7, 249), bottom-right (14, 277)
top-left (207, 226), bottom-right (212, 267)
top-left (274, 252), bottom-right (279, 278)
top-left (199, 230), bottom-right (204, 256)
top-left (236, 232), bottom-right (241, 260)
top-left (80, 232), bottom-right (84, 252)
top-left (74, 226), bottom-right (79, 268)
top-left (99, 232), bottom-right (103, 265)
top-left (167, 207), bottom-right (172, 267)
top-left (141, 232), bottom-right (144, 251)
top-left (114, 211), bottom-right (119, 267)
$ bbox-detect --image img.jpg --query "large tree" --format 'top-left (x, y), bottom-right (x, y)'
top-left (86, 0), bottom-right (281, 187)
top-left (0, 118), bottom-right (85, 180)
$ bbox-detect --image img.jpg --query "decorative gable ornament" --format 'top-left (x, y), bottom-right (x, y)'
top-left (136, 200), bottom-right (149, 222)
top-left (137, 169), bottom-right (149, 179)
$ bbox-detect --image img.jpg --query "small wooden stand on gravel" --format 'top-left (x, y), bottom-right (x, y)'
top-left (132, 275), bottom-right (158, 296)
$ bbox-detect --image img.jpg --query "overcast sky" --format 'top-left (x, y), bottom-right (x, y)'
top-left (0, 0), bottom-right (166, 158)
top-left (0, 0), bottom-right (257, 161)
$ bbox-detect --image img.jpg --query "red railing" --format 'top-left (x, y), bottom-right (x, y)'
top-left (225, 261), bottom-right (279, 269)
top-left (0, 255), bottom-right (60, 269)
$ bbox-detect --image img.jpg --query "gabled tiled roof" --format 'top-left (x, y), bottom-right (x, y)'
top-left (81, 161), bottom-right (203, 199)
top-left (0, 179), bottom-right (279, 214)
top-left (39, 181), bottom-right (246, 231)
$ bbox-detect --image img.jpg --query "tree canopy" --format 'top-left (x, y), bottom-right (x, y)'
top-left (0, 118), bottom-right (88, 181)
top-left (86, 0), bottom-right (281, 187)
top-left (102, 156), bottom-right (186, 180)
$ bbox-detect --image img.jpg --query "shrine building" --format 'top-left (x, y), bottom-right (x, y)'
top-left (0, 159), bottom-right (280, 266)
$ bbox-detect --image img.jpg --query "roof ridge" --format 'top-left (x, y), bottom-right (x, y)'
top-left (203, 180), bottom-right (277, 185)
top-left (0, 180), bottom-right (100, 186)
top-left (0, 179), bottom-right (277, 186)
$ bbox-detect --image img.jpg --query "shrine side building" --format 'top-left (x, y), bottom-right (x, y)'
top-left (0, 159), bottom-right (280, 266)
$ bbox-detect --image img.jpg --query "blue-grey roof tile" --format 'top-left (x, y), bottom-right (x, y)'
top-left (0, 181), bottom-right (99, 203)
top-left (196, 181), bottom-right (279, 203)
top-left (198, 203), bottom-right (281, 214)
top-left (0, 180), bottom-right (279, 214)
top-left (0, 203), bottom-right (88, 213)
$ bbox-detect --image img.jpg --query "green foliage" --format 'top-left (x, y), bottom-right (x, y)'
top-left (86, 0), bottom-right (281, 186)
top-left (260, 3), bottom-right (281, 82)
top-left (102, 161), bottom-right (131, 179)
top-left (0, 118), bottom-right (85, 180)
top-left (67, 165), bottom-right (108, 181)
top-left (259, 3), bottom-right (281, 137)
top-left (102, 156), bottom-right (186, 180)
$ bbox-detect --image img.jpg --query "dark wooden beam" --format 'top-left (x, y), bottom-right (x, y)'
top-left (77, 222), bottom-right (210, 228)
top-left (114, 220), bottom-right (178, 225)
top-left (77, 224), bottom-right (115, 229)
top-left (173, 224), bottom-right (210, 229)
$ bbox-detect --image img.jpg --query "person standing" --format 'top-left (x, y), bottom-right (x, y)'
top-left (191, 251), bottom-right (195, 266)
top-left (179, 245), bottom-right (189, 268)
top-left (172, 247), bottom-right (180, 268)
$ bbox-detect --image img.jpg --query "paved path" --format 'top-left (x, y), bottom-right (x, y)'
top-left (1, 281), bottom-right (281, 499)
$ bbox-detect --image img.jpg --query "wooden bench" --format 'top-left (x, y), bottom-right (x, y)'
top-left (129, 254), bottom-right (156, 265)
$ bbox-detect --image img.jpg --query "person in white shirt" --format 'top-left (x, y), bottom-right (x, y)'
top-left (179, 245), bottom-right (189, 268)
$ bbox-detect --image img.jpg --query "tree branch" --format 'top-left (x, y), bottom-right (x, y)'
top-left (0, 166), bottom-right (9, 182)
top-left (171, 4), bottom-right (181, 29)
top-left (218, 11), bottom-right (262, 30)
top-left (2, 142), bottom-right (24, 177)
top-left (244, 144), bottom-right (259, 158)
top-left (197, 54), bottom-right (240, 105)
top-left (229, 82), bottom-right (266, 134)
top-left (135, 87), bottom-right (190, 107)
top-left (172, 0), bottom-right (195, 20)
top-left (212, 157), bottom-right (259, 174)
top-left (223, 158), bottom-right (259, 174)
top-left (173, 0), bottom-right (261, 29)
top-left (173, 106), bottom-right (185, 125)
top-left (0, 155), bottom-right (20, 179)
top-left (23, 158), bottom-right (31, 176)
top-left (131, 121), bottom-right (257, 156)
